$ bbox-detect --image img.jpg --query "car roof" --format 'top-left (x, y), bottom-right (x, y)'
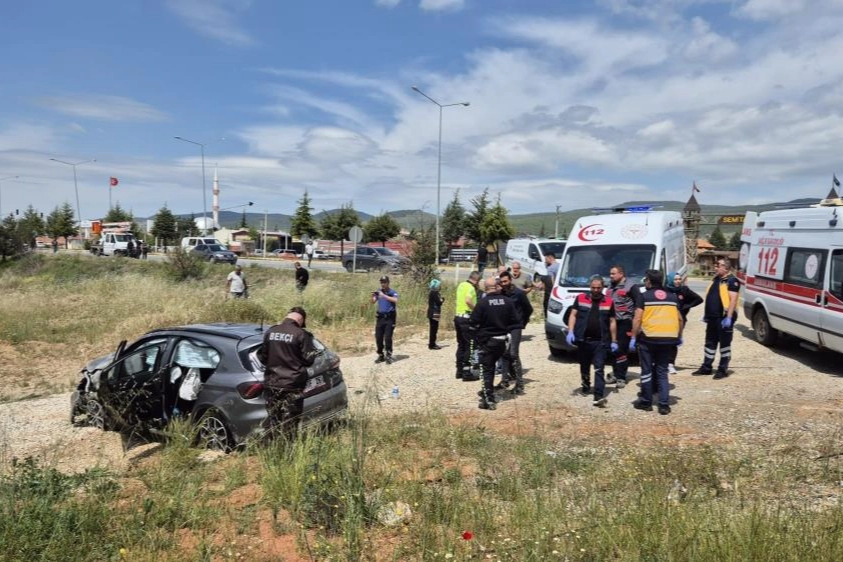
top-left (146, 322), bottom-right (266, 340)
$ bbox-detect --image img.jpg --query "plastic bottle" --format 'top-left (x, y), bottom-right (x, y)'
top-left (391, 385), bottom-right (400, 399)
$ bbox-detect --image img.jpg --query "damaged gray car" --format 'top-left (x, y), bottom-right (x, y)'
top-left (70, 323), bottom-right (348, 450)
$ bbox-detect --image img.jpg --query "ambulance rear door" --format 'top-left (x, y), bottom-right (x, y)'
top-left (820, 247), bottom-right (843, 353)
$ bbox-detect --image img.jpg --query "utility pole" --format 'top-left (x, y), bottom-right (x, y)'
top-left (263, 209), bottom-right (268, 256)
top-left (555, 205), bottom-right (562, 239)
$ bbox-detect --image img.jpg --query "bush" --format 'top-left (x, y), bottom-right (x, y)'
top-left (164, 247), bottom-right (207, 282)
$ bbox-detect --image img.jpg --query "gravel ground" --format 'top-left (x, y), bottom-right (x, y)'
top-left (2, 313), bottom-right (841, 474)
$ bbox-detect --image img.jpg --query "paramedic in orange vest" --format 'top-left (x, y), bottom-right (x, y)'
top-left (629, 270), bottom-right (683, 415)
top-left (692, 258), bottom-right (739, 380)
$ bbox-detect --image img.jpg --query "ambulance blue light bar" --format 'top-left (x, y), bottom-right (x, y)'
top-left (590, 205), bottom-right (661, 214)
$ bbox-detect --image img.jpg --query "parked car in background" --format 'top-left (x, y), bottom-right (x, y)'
top-left (191, 244), bottom-right (238, 264)
top-left (70, 323), bottom-right (349, 450)
top-left (342, 246), bottom-right (411, 273)
top-left (272, 249), bottom-right (300, 259)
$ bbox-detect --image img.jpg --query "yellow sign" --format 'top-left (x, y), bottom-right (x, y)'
top-left (718, 215), bottom-right (745, 225)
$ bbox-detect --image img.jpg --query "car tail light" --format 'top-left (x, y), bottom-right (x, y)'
top-left (330, 356), bottom-right (340, 369)
top-left (237, 382), bottom-right (264, 399)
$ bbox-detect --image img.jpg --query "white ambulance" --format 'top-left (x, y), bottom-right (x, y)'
top-left (740, 200), bottom-right (843, 353)
top-left (504, 237), bottom-right (567, 280)
top-left (545, 208), bottom-right (687, 356)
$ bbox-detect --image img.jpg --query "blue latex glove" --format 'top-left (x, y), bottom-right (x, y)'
top-left (721, 317), bottom-right (733, 329)
top-left (629, 337), bottom-right (636, 352)
top-left (565, 332), bottom-right (576, 346)
top-left (610, 342), bottom-right (619, 353)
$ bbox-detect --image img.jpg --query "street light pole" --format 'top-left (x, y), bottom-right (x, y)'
top-left (50, 158), bottom-right (95, 233)
top-left (0, 175), bottom-right (20, 217)
top-left (174, 136), bottom-right (210, 235)
top-left (411, 86), bottom-right (470, 267)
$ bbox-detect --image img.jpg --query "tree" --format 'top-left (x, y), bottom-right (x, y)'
top-left (480, 195), bottom-right (516, 257)
top-left (538, 223), bottom-right (547, 237)
top-left (45, 203), bottom-right (78, 247)
top-left (708, 227), bottom-right (727, 250)
top-left (411, 221), bottom-right (436, 266)
top-left (239, 210), bottom-right (248, 229)
top-left (728, 231), bottom-right (742, 251)
top-left (151, 206), bottom-right (178, 246)
top-left (103, 203), bottom-right (132, 223)
top-left (363, 213), bottom-right (401, 246)
top-left (177, 214), bottom-right (199, 237)
top-left (18, 206), bottom-right (44, 249)
top-left (290, 191), bottom-right (320, 240)
top-left (441, 190), bottom-right (467, 247)
top-left (0, 215), bottom-right (23, 261)
top-left (465, 188), bottom-right (490, 245)
top-left (320, 203), bottom-right (361, 255)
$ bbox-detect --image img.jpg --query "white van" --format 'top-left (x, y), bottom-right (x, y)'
top-left (545, 209), bottom-right (687, 356)
top-left (504, 238), bottom-right (567, 279)
top-left (181, 237), bottom-right (225, 249)
top-left (740, 201), bottom-right (843, 353)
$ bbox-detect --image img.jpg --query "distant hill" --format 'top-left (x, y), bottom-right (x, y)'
top-left (151, 197), bottom-right (824, 238)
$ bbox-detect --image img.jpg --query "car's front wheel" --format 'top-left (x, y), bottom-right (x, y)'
top-left (344, 261), bottom-right (354, 273)
top-left (197, 410), bottom-right (233, 452)
top-left (85, 398), bottom-right (110, 431)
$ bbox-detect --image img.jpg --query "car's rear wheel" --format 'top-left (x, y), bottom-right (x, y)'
top-left (86, 399), bottom-right (110, 431)
top-left (549, 346), bottom-right (567, 358)
top-left (753, 308), bottom-right (778, 347)
top-left (345, 262), bottom-right (353, 273)
top-left (197, 410), bottom-right (233, 452)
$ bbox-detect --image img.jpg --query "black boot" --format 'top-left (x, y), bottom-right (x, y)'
top-left (478, 390), bottom-right (497, 410)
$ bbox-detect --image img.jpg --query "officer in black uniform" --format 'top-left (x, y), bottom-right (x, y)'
top-left (470, 277), bottom-right (521, 410)
top-left (256, 307), bottom-right (318, 439)
top-left (497, 270), bottom-right (533, 395)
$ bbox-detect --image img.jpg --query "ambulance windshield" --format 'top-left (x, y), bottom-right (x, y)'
top-left (559, 245), bottom-right (655, 287)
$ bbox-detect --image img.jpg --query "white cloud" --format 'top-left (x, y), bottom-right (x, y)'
top-left (419, 0), bottom-right (465, 12)
top-left (375, 0), bottom-right (401, 7)
top-left (166, 0), bottom-right (254, 46)
top-left (683, 17), bottom-right (737, 61)
top-left (736, 0), bottom-right (806, 20)
top-left (35, 95), bottom-right (167, 122)
top-left (0, 123), bottom-right (61, 152)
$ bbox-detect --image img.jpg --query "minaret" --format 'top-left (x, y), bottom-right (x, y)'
top-left (212, 165), bottom-right (220, 229)
top-left (683, 187), bottom-right (701, 267)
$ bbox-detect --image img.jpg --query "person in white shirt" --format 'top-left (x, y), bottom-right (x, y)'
top-left (305, 242), bottom-right (314, 267)
top-left (226, 265), bottom-right (248, 298)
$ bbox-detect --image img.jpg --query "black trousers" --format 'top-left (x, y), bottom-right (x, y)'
top-left (611, 318), bottom-right (632, 381)
top-left (263, 387), bottom-right (304, 440)
top-left (375, 313), bottom-right (396, 356)
top-left (428, 317), bottom-right (439, 347)
top-left (577, 339), bottom-right (607, 399)
top-left (500, 327), bottom-right (523, 385)
top-left (702, 319), bottom-right (733, 372)
top-left (454, 316), bottom-right (472, 370)
top-left (638, 342), bottom-right (671, 407)
top-left (479, 338), bottom-right (507, 398)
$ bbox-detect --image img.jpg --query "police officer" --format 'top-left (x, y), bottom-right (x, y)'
top-left (566, 275), bottom-right (617, 407)
top-left (470, 277), bottom-right (521, 410)
top-left (371, 275), bottom-right (398, 364)
top-left (692, 258), bottom-right (739, 379)
top-left (454, 271), bottom-right (481, 381)
top-left (257, 307), bottom-right (318, 439)
top-left (497, 270), bottom-right (533, 394)
top-left (606, 264), bottom-right (637, 389)
top-left (630, 270), bottom-right (683, 415)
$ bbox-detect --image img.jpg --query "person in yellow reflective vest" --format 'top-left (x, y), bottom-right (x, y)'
top-left (691, 258), bottom-right (739, 379)
top-left (630, 270), bottom-right (684, 415)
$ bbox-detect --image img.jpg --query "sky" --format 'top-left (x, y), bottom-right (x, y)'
top-left (3, 0), bottom-right (843, 222)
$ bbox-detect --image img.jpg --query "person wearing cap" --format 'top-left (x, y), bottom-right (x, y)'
top-left (372, 275), bottom-right (399, 364)
top-left (427, 278), bottom-right (444, 350)
top-left (294, 261), bottom-right (309, 292)
top-left (454, 271), bottom-right (481, 381)
top-left (257, 307), bottom-right (318, 439)
top-left (226, 265), bottom-right (248, 299)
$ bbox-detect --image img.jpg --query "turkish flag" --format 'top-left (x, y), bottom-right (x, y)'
top-left (110, 176), bottom-right (119, 187)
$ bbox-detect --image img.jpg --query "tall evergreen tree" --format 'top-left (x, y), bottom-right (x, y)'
top-left (728, 231), bottom-right (742, 251)
top-left (103, 203), bottom-right (133, 223)
top-left (239, 210), bottom-right (248, 229)
top-left (0, 215), bottom-right (23, 260)
top-left (45, 203), bottom-right (78, 247)
top-left (708, 227), bottom-right (727, 250)
top-left (538, 223), bottom-right (547, 237)
top-left (321, 203), bottom-right (361, 254)
top-left (290, 191), bottom-right (320, 239)
top-left (18, 206), bottom-right (45, 249)
top-left (441, 189), bottom-right (466, 247)
top-left (465, 188), bottom-right (490, 245)
top-left (363, 212), bottom-right (401, 246)
top-left (480, 195), bottom-right (516, 252)
top-left (151, 207), bottom-right (178, 246)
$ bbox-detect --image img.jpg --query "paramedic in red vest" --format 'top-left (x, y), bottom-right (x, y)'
top-left (566, 275), bottom-right (617, 407)
top-left (692, 258), bottom-right (739, 380)
top-left (630, 270), bottom-right (683, 415)
top-left (606, 264), bottom-right (637, 389)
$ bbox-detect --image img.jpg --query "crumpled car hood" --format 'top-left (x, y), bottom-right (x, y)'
top-left (83, 353), bottom-right (114, 373)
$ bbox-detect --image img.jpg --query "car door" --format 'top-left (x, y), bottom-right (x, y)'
top-left (820, 248), bottom-right (843, 353)
top-left (99, 338), bottom-right (170, 429)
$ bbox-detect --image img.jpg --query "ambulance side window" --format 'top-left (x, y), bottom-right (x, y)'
top-left (783, 248), bottom-right (826, 289)
top-left (830, 251), bottom-right (843, 299)
top-left (528, 244), bottom-right (540, 261)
